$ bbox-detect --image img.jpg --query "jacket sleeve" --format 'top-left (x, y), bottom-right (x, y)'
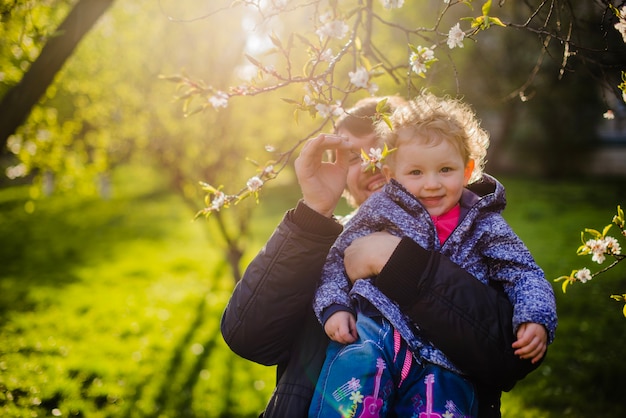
top-left (220, 200), bottom-right (342, 366)
top-left (479, 216), bottom-right (558, 344)
top-left (313, 241), bottom-right (355, 326)
top-left (312, 208), bottom-right (380, 325)
top-left (374, 237), bottom-right (541, 391)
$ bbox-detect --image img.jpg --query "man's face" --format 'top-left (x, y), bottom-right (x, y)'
top-left (338, 127), bottom-right (387, 207)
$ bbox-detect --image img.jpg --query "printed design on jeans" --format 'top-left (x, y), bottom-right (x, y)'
top-left (357, 357), bottom-right (386, 418)
top-left (419, 373), bottom-right (441, 418)
top-left (334, 377), bottom-right (363, 418)
top-left (442, 400), bottom-right (465, 418)
top-left (333, 377), bottom-right (362, 402)
top-left (414, 374), bottom-right (467, 418)
top-left (334, 357), bottom-right (387, 418)
top-left (339, 393), bottom-right (363, 418)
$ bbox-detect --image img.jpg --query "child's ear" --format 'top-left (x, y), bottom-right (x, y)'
top-left (464, 159), bottom-right (475, 184)
top-left (382, 165), bottom-right (393, 181)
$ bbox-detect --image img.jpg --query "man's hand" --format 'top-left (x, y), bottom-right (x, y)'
top-left (294, 134), bottom-right (353, 218)
top-left (513, 322), bottom-right (548, 364)
top-left (324, 311), bottom-right (358, 344)
top-left (344, 231), bottom-right (401, 283)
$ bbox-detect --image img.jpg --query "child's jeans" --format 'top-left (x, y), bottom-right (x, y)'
top-left (308, 314), bottom-right (478, 417)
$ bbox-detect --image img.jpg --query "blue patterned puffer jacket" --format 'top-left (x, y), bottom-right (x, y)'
top-left (313, 174), bottom-right (558, 373)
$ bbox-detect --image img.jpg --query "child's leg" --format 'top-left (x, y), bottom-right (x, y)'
top-left (394, 360), bottom-right (478, 417)
top-left (308, 314), bottom-right (398, 418)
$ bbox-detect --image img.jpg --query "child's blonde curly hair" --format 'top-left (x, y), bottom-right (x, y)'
top-left (376, 91), bottom-right (489, 184)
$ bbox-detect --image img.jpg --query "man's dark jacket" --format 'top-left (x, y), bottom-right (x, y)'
top-left (221, 201), bottom-right (540, 418)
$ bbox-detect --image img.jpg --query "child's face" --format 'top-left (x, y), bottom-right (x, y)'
top-left (383, 134), bottom-right (474, 217)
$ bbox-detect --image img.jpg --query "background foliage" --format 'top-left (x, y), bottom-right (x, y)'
top-left (1, 169), bottom-right (625, 417)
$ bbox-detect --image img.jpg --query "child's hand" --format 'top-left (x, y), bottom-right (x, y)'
top-left (512, 322), bottom-right (548, 364)
top-left (324, 311), bottom-right (358, 344)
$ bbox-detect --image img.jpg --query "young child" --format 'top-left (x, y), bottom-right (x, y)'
top-left (309, 92), bottom-right (557, 417)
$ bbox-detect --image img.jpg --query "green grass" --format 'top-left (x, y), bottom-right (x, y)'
top-left (0, 168), bottom-right (625, 417)
top-left (498, 176), bottom-right (626, 417)
top-left (0, 165), bottom-right (276, 417)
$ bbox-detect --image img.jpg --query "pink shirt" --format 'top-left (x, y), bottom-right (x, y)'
top-left (431, 203), bottom-right (460, 245)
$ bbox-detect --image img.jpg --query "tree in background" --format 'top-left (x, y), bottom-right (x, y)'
top-left (1, 1), bottom-right (625, 281)
top-left (1, 0), bottom-right (310, 280)
top-left (0, 0), bottom-right (114, 150)
top-left (154, 0), bottom-right (626, 210)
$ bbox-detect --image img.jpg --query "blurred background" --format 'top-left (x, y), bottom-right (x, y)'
top-left (1, 0), bottom-right (625, 416)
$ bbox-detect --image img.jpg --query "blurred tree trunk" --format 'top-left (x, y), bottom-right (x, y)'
top-left (0, 0), bottom-right (115, 151)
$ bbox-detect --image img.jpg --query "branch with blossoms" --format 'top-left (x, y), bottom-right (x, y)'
top-left (555, 206), bottom-right (626, 317)
top-left (360, 143), bottom-right (396, 173)
top-left (159, 0), bottom-right (626, 217)
top-left (163, 0), bottom-right (510, 215)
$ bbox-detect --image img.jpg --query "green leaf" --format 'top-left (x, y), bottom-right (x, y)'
top-left (584, 228), bottom-right (602, 239)
top-left (269, 33), bottom-right (282, 49)
top-left (381, 114), bottom-right (392, 130)
top-left (281, 97), bottom-right (301, 105)
top-left (355, 36), bottom-right (362, 51)
top-left (185, 105), bottom-right (205, 118)
top-left (158, 74), bottom-right (184, 83)
top-left (482, 0), bottom-right (492, 16)
top-left (471, 16), bottom-right (485, 29)
top-left (245, 54), bottom-right (263, 68)
top-left (488, 16), bottom-right (506, 27)
top-left (376, 98), bottom-right (389, 113)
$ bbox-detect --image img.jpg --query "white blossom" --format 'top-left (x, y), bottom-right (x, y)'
top-left (349, 67), bottom-right (370, 89)
top-left (574, 268), bottom-right (592, 283)
top-left (307, 80), bottom-right (325, 94)
top-left (603, 110), bottom-right (615, 120)
top-left (409, 46), bottom-right (435, 76)
top-left (380, 0), bottom-right (405, 9)
top-left (210, 191), bottom-right (226, 211)
top-left (316, 102), bottom-right (343, 118)
top-left (615, 6), bottom-right (626, 43)
top-left (246, 176), bottom-right (263, 192)
top-left (316, 16), bottom-right (349, 40)
top-left (605, 236), bottom-right (621, 255)
top-left (615, 21), bottom-right (626, 43)
top-left (361, 147), bottom-right (384, 170)
top-left (5, 163), bottom-right (27, 179)
top-left (209, 91), bottom-right (229, 109)
top-left (447, 23), bottom-right (465, 49)
top-left (7, 135), bottom-right (21, 154)
top-left (315, 103), bottom-right (333, 118)
top-left (262, 165), bottom-right (275, 176)
top-left (585, 238), bottom-right (608, 264)
top-left (320, 48), bottom-right (335, 62)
